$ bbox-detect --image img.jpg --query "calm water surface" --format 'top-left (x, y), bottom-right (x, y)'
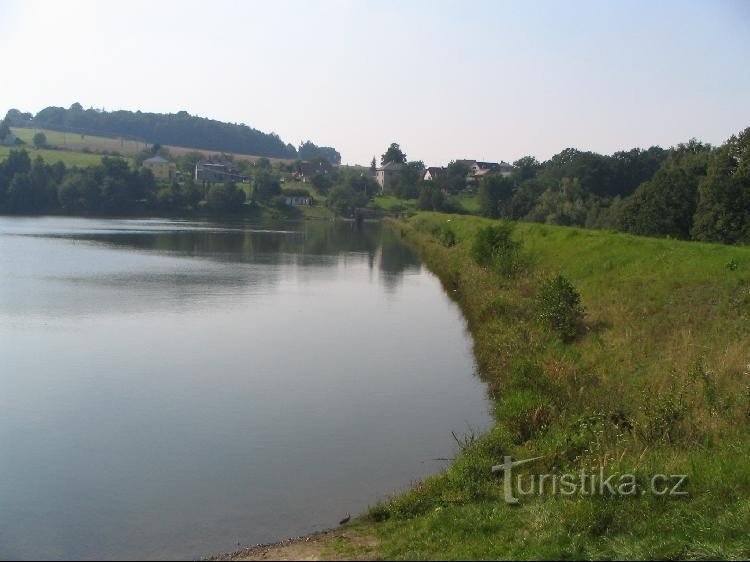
top-left (0, 216), bottom-right (491, 560)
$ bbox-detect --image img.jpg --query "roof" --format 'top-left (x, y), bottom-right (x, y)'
top-left (378, 161), bottom-right (404, 171)
top-left (475, 161), bottom-right (502, 170)
top-left (424, 167), bottom-right (446, 177)
top-left (143, 155), bottom-right (169, 164)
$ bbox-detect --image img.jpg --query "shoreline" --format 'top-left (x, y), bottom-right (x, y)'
top-left (210, 212), bottom-right (750, 559)
top-left (206, 528), bottom-right (379, 561)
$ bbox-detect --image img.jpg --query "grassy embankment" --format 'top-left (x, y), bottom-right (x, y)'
top-left (311, 213), bottom-right (750, 560)
top-left (365, 193), bottom-right (480, 216)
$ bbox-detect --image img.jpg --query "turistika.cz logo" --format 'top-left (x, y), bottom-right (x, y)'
top-left (492, 456), bottom-right (689, 505)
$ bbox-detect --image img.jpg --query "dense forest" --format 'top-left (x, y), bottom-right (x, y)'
top-left (4, 104), bottom-right (341, 163)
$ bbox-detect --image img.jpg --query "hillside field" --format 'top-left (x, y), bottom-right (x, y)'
top-left (7, 127), bottom-right (294, 166)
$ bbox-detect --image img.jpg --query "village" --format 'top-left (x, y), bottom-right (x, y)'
top-left (136, 148), bottom-right (517, 213)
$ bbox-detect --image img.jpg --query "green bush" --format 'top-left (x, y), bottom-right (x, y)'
top-left (536, 275), bottom-right (585, 341)
top-left (471, 222), bottom-right (523, 276)
top-left (432, 222), bottom-right (456, 247)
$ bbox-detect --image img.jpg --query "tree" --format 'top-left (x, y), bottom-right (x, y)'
top-left (381, 143), bottom-right (406, 165)
top-left (507, 178), bottom-right (546, 220)
top-left (537, 148), bottom-right (614, 197)
top-left (255, 157), bottom-right (272, 170)
top-left (537, 275), bottom-right (585, 342)
top-left (4, 156), bottom-right (55, 213)
top-left (609, 146), bottom-right (667, 197)
top-left (57, 171), bottom-right (100, 212)
top-left (0, 118), bottom-right (10, 140)
top-left (33, 132), bottom-right (47, 149)
top-left (441, 160), bottom-right (471, 194)
top-left (252, 169), bottom-right (281, 201)
top-left (617, 168), bottom-right (699, 239)
top-left (176, 151), bottom-right (206, 174)
top-left (512, 156), bottom-right (541, 184)
top-left (417, 185), bottom-right (444, 211)
top-left (616, 141), bottom-right (711, 239)
top-left (692, 128), bottom-right (750, 244)
top-left (298, 141), bottom-right (341, 165)
top-left (391, 161), bottom-right (424, 199)
top-left (326, 169), bottom-right (379, 216)
top-left (207, 181), bottom-right (246, 212)
top-left (370, 157), bottom-right (377, 174)
top-left (479, 173), bottom-right (514, 218)
top-left (327, 184), bottom-right (368, 216)
top-left (311, 172), bottom-right (332, 193)
top-left (2, 149), bottom-right (31, 177)
top-left (525, 178), bottom-right (587, 226)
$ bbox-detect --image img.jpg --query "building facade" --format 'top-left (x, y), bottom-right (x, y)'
top-left (194, 161), bottom-right (249, 184)
top-left (375, 161), bottom-right (403, 192)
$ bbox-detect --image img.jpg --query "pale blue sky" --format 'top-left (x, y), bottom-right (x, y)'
top-left (1, 0), bottom-right (748, 165)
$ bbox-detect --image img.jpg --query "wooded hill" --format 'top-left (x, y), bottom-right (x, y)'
top-left (4, 104), bottom-right (341, 164)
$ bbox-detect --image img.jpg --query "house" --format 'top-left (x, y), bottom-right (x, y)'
top-left (142, 155), bottom-right (176, 181)
top-left (455, 159), bottom-right (477, 170)
top-left (194, 161), bottom-right (249, 184)
top-left (423, 166), bottom-right (446, 182)
top-left (375, 161), bottom-right (403, 192)
top-left (471, 161), bottom-right (513, 178)
top-left (285, 196), bottom-right (312, 206)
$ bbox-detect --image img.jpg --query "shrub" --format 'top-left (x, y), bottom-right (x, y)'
top-left (536, 275), bottom-right (585, 341)
top-left (33, 132), bottom-right (47, 149)
top-left (471, 222), bottom-right (524, 277)
top-left (433, 223), bottom-right (456, 247)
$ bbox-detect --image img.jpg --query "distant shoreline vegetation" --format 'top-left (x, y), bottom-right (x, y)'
top-left (1, 111), bottom-right (747, 246)
top-left (3, 104), bottom-right (341, 164)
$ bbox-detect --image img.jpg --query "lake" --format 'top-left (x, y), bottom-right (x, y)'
top-left (0, 216), bottom-right (492, 560)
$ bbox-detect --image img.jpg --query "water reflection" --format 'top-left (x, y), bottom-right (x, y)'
top-left (0, 216), bottom-right (490, 561)
top-left (1, 218), bottom-right (421, 318)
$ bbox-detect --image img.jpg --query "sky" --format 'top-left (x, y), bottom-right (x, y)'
top-left (1, 0), bottom-right (749, 166)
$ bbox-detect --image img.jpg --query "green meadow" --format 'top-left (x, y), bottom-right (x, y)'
top-left (0, 144), bottom-right (114, 168)
top-left (331, 213), bottom-right (750, 560)
top-left (11, 127), bottom-right (147, 155)
top-left (9, 126), bottom-right (293, 166)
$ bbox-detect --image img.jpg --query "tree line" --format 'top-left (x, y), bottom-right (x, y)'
top-left (0, 145), bottom-right (375, 216)
top-left (4, 105), bottom-right (341, 163)
top-left (476, 128), bottom-right (749, 245)
top-left (373, 130), bottom-right (750, 245)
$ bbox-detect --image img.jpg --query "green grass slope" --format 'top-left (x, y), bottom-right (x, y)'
top-left (9, 127), bottom-right (293, 166)
top-left (341, 213), bottom-right (750, 560)
top-left (0, 144), bottom-right (114, 167)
